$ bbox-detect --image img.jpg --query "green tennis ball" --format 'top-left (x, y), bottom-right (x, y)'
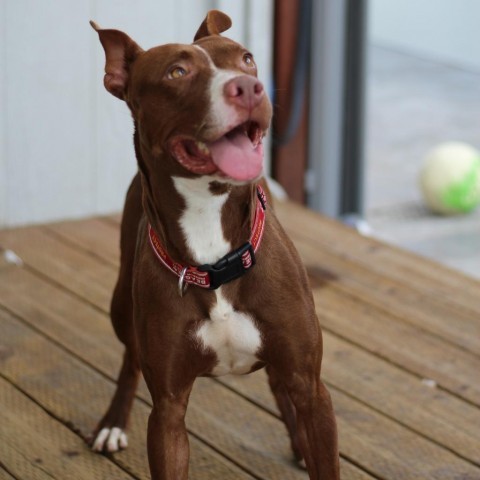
top-left (420, 142), bottom-right (480, 215)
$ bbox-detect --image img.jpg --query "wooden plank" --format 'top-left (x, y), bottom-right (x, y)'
top-left (289, 228), bottom-right (480, 356)
top-left (330, 387), bottom-right (480, 479)
top-left (0, 226), bottom-right (114, 312)
top-left (46, 218), bottom-right (120, 267)
top-left (0, 267), bottom-right (122, 375)
top-left (3, 224), bottom-right (478, 407)
top-left (276, 200), bottom-right (480, 307)
top-left (0, 309), bottom-right (255, 480)
top-left (278, 200), bottom-right (480, 329)
top-left (0, 378), bottom-right (135, 480)
top-left (2, 261), bottom-right (479, 477)
top-left (316, 287), bottom-right (480, 406)
top-left (321, 332), bottom-right (480, 465)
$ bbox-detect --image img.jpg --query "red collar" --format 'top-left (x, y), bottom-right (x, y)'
top-left (148, 185), bottom-right (267, 293)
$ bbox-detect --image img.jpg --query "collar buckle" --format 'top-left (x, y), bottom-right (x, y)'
top-left (198, 241), bottom-right (256, 290)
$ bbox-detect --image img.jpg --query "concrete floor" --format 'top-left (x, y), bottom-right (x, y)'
top-left (365, 45), bottom-right (480, 280)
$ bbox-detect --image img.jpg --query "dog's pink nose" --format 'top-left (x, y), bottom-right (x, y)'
top-left (224, 75), bottom-right (264, 110)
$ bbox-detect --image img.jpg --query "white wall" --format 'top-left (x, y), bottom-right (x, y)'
top-left (0, 0), bottom-right (273, 227)
top-left (370, 0), bottom-right (480, 71)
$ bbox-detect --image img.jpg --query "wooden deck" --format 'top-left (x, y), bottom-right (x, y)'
top-left (1, 200), bottom-right (479, 480)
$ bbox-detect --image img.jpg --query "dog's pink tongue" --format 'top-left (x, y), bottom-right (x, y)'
top-left (209, 131), bottom-right (263, 181)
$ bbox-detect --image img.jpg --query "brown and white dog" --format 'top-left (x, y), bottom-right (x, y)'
top-left (90, 10), bottom-right (339, 480)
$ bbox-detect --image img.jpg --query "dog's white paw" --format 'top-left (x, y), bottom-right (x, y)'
top-left (92, 427), bottom-right (128, 453)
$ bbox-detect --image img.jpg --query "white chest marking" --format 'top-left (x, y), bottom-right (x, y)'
top-left (173, 176), bottom-right (231, 264)
top-left (196, 289), bottom-right (262, 376)
top-left (172, 176), bottom-right (261, 375)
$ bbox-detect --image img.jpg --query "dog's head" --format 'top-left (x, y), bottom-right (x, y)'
top-left (91, 10), bottom-right (272, 183)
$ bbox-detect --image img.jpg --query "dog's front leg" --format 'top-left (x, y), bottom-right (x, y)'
top-left (147, 388), bottom-right (193, 480)
top-left (134, 300), bottom-right (206, 479)
top-left (138, 330), bottom-right (197, 480)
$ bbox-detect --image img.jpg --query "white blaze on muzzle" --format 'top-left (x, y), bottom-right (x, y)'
top-left (193, 45), bottom-right (265, 182)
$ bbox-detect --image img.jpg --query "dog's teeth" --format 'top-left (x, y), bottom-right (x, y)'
top-left (197, 141), bottom-right (210, 154)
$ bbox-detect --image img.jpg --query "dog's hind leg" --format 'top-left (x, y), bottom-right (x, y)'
top-left (287, 375), bottom-right (339, 479)
top-left (266, 365), bottom-right (305, 467)
top-left (91, 174), bottom-right (143, 453)
top-left (264, 317), bottom-right (340, 479)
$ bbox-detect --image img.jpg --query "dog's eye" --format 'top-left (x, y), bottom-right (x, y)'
top-left (168, 66), bottom-right (188, 79)
top-left (243, 53), bottom-right (255, 67)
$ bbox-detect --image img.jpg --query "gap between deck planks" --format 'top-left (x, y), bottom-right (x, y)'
top-left (0, 202), bottom-right (480, 478)
top-left (0, 468), bottom-right (16, 480)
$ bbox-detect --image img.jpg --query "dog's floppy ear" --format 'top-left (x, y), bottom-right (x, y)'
top-left (90, 21), bottom-right (143, 100)
top-left (194, 10), bottom-right (232, 41)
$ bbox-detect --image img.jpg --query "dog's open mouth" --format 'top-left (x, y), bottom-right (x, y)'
top-left (171, 121), bottom-right (264, 181)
